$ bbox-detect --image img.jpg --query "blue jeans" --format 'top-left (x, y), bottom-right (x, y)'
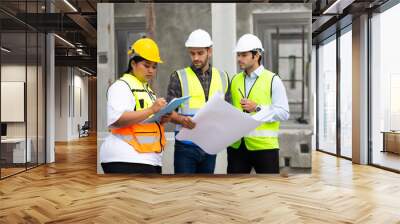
top-left (174, 140), bottom-right (216, 174)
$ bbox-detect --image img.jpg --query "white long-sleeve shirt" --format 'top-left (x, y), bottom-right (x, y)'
top-left (244, 65), bottom-right (290, 123)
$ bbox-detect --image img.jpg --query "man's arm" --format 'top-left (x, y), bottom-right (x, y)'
top-left (166, 71), bottom-right (196, 129)
top-left (166, 71), bottom-right (182, 102)
top-left (262, 75), bottom-right (290, 122)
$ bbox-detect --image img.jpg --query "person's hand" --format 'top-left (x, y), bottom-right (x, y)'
top-left (180, 116), bottom-right (196, 129)
top-left (160, 114), bottom-right (172, 124)
top-left (150, 98), bottom-right (167, 114)
top-left (240, 98), bottom-right (257, 113)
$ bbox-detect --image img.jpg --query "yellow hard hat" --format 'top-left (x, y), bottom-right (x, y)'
top-left (128, 38), bottom-right (163, 63)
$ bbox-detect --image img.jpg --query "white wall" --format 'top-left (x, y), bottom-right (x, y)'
top-left (1, 64), bottom-right (46, 164)
top-left (55, 67), bottom-right (89, 141)
top-left (55, 67), bottom-right (68, 141)
top-left (1, 65), bottom-right (39, 138)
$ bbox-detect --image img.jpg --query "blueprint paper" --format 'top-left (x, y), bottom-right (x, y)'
top-left (176, 93), bottom-right (264, 154)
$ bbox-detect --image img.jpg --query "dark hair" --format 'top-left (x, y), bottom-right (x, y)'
top-left (251, 50), bottom-right (262, 65)
top-left (125, 55), bottom-right (146, 73)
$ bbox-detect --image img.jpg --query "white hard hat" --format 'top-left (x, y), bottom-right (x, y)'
top-left (185, 29), bottom-right (213, 48)
top-left (234, 34), bottom-right (264, 53)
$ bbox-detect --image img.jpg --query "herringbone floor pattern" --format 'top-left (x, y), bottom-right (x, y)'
top-left (1, 135), bottom-right (400, 223)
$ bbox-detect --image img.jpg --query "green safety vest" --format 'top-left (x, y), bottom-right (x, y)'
top-left (174, 66), bottom-right (228, 146)
top-left (230, 69), bottom-right (280, 150)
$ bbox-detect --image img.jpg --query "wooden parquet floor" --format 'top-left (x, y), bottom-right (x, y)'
top-left (1, 135), bottom-right (400, 224)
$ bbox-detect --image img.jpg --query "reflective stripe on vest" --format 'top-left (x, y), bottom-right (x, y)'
top-left (246, 129), bottom-right (279, 138)
top-left (114, 134), bottom-right (160, 145)
top-left (230, 69), bottom-right (280, 151)
top-left (111, 74), bottom-right (166, 153)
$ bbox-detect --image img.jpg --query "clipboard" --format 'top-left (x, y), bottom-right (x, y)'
top-left (144, 96), bottom-right (191, 123)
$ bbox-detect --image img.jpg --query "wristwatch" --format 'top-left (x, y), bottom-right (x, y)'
top-left (255, 105), bottom-right (262, 112)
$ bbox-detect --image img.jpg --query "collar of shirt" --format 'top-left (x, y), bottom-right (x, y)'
top-left (190, 64), bottom-right (212, 77)
top-left (245, 64), bottom-right (264, 79)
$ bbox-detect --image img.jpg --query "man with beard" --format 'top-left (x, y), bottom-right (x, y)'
top-left (167, 29), bottom-right (230, 174)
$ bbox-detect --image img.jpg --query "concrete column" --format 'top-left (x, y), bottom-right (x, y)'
top-left (97, 3), bottom-right (116, 174)
top-left (211, 3), bottom-right (236, 174)
top-left (352, 14), bottom-right (369, 164)
top-left (211, 3), bottom-right (237, 77)
top-left (45, 1), bottom-right (55, 164)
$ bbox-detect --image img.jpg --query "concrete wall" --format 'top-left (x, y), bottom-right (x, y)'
top-left (236, 3), bottom-right (311, 37)
top-left (97, 3), bottom-right (116, 174)
top-left (237, 3), bottom-right (312, 124)
top-left (236, 3), bottom-right (313, 169)
top-left (114, 3), bottom-right (212, 133)
top-left (114, 3), bottom-right (211, 99)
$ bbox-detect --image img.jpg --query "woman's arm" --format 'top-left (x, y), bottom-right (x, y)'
top-left (111, 98), bottom-right (166, 128)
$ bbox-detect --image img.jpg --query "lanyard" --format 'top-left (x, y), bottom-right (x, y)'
top-left (244, 74), bottom-right (259, 98)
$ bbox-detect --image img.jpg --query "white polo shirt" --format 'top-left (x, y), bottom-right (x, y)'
top-left (99, 80), bottom-right (162, 166)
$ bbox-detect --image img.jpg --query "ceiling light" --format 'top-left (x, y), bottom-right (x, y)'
top-left (323, 0), bottom-right (342, 15)
top-left (78, 67), bottom-right (92, 76)
top-left (1, 47), bottom-right (11, 53)
top-left (322, 0), bottom-right (355, 15)
top-left (54, 34), bottom-right (75, 48)
top-left (63, 0), bottom-right (78, 12)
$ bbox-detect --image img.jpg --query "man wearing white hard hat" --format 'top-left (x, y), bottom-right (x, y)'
top-left (166, 29), bottom-right (230, 174)
top-left (228, 33), bottom-right (289, 174)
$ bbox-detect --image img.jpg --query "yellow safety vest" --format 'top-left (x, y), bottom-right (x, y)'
top-left (175, 66), bottom-right (228, 144)
top-left (111, 73), bottom-right (166, 153)
top-left (230, 69), bottom-right (280, 150)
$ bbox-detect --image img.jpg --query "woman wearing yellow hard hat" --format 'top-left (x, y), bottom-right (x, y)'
top-left (100, 37), bottom-right (170, 174)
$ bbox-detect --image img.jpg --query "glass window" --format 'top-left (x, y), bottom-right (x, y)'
top-left (371, 3), bottom-right (400, 171)
top-left (1, 31), bottom-right (28, 177)
top-left (317, 36), bottom-right (337, 155)
top-left (340, 28), bottom-right (352, 158)
top-left (0, 1), bottom-right (46, 179)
